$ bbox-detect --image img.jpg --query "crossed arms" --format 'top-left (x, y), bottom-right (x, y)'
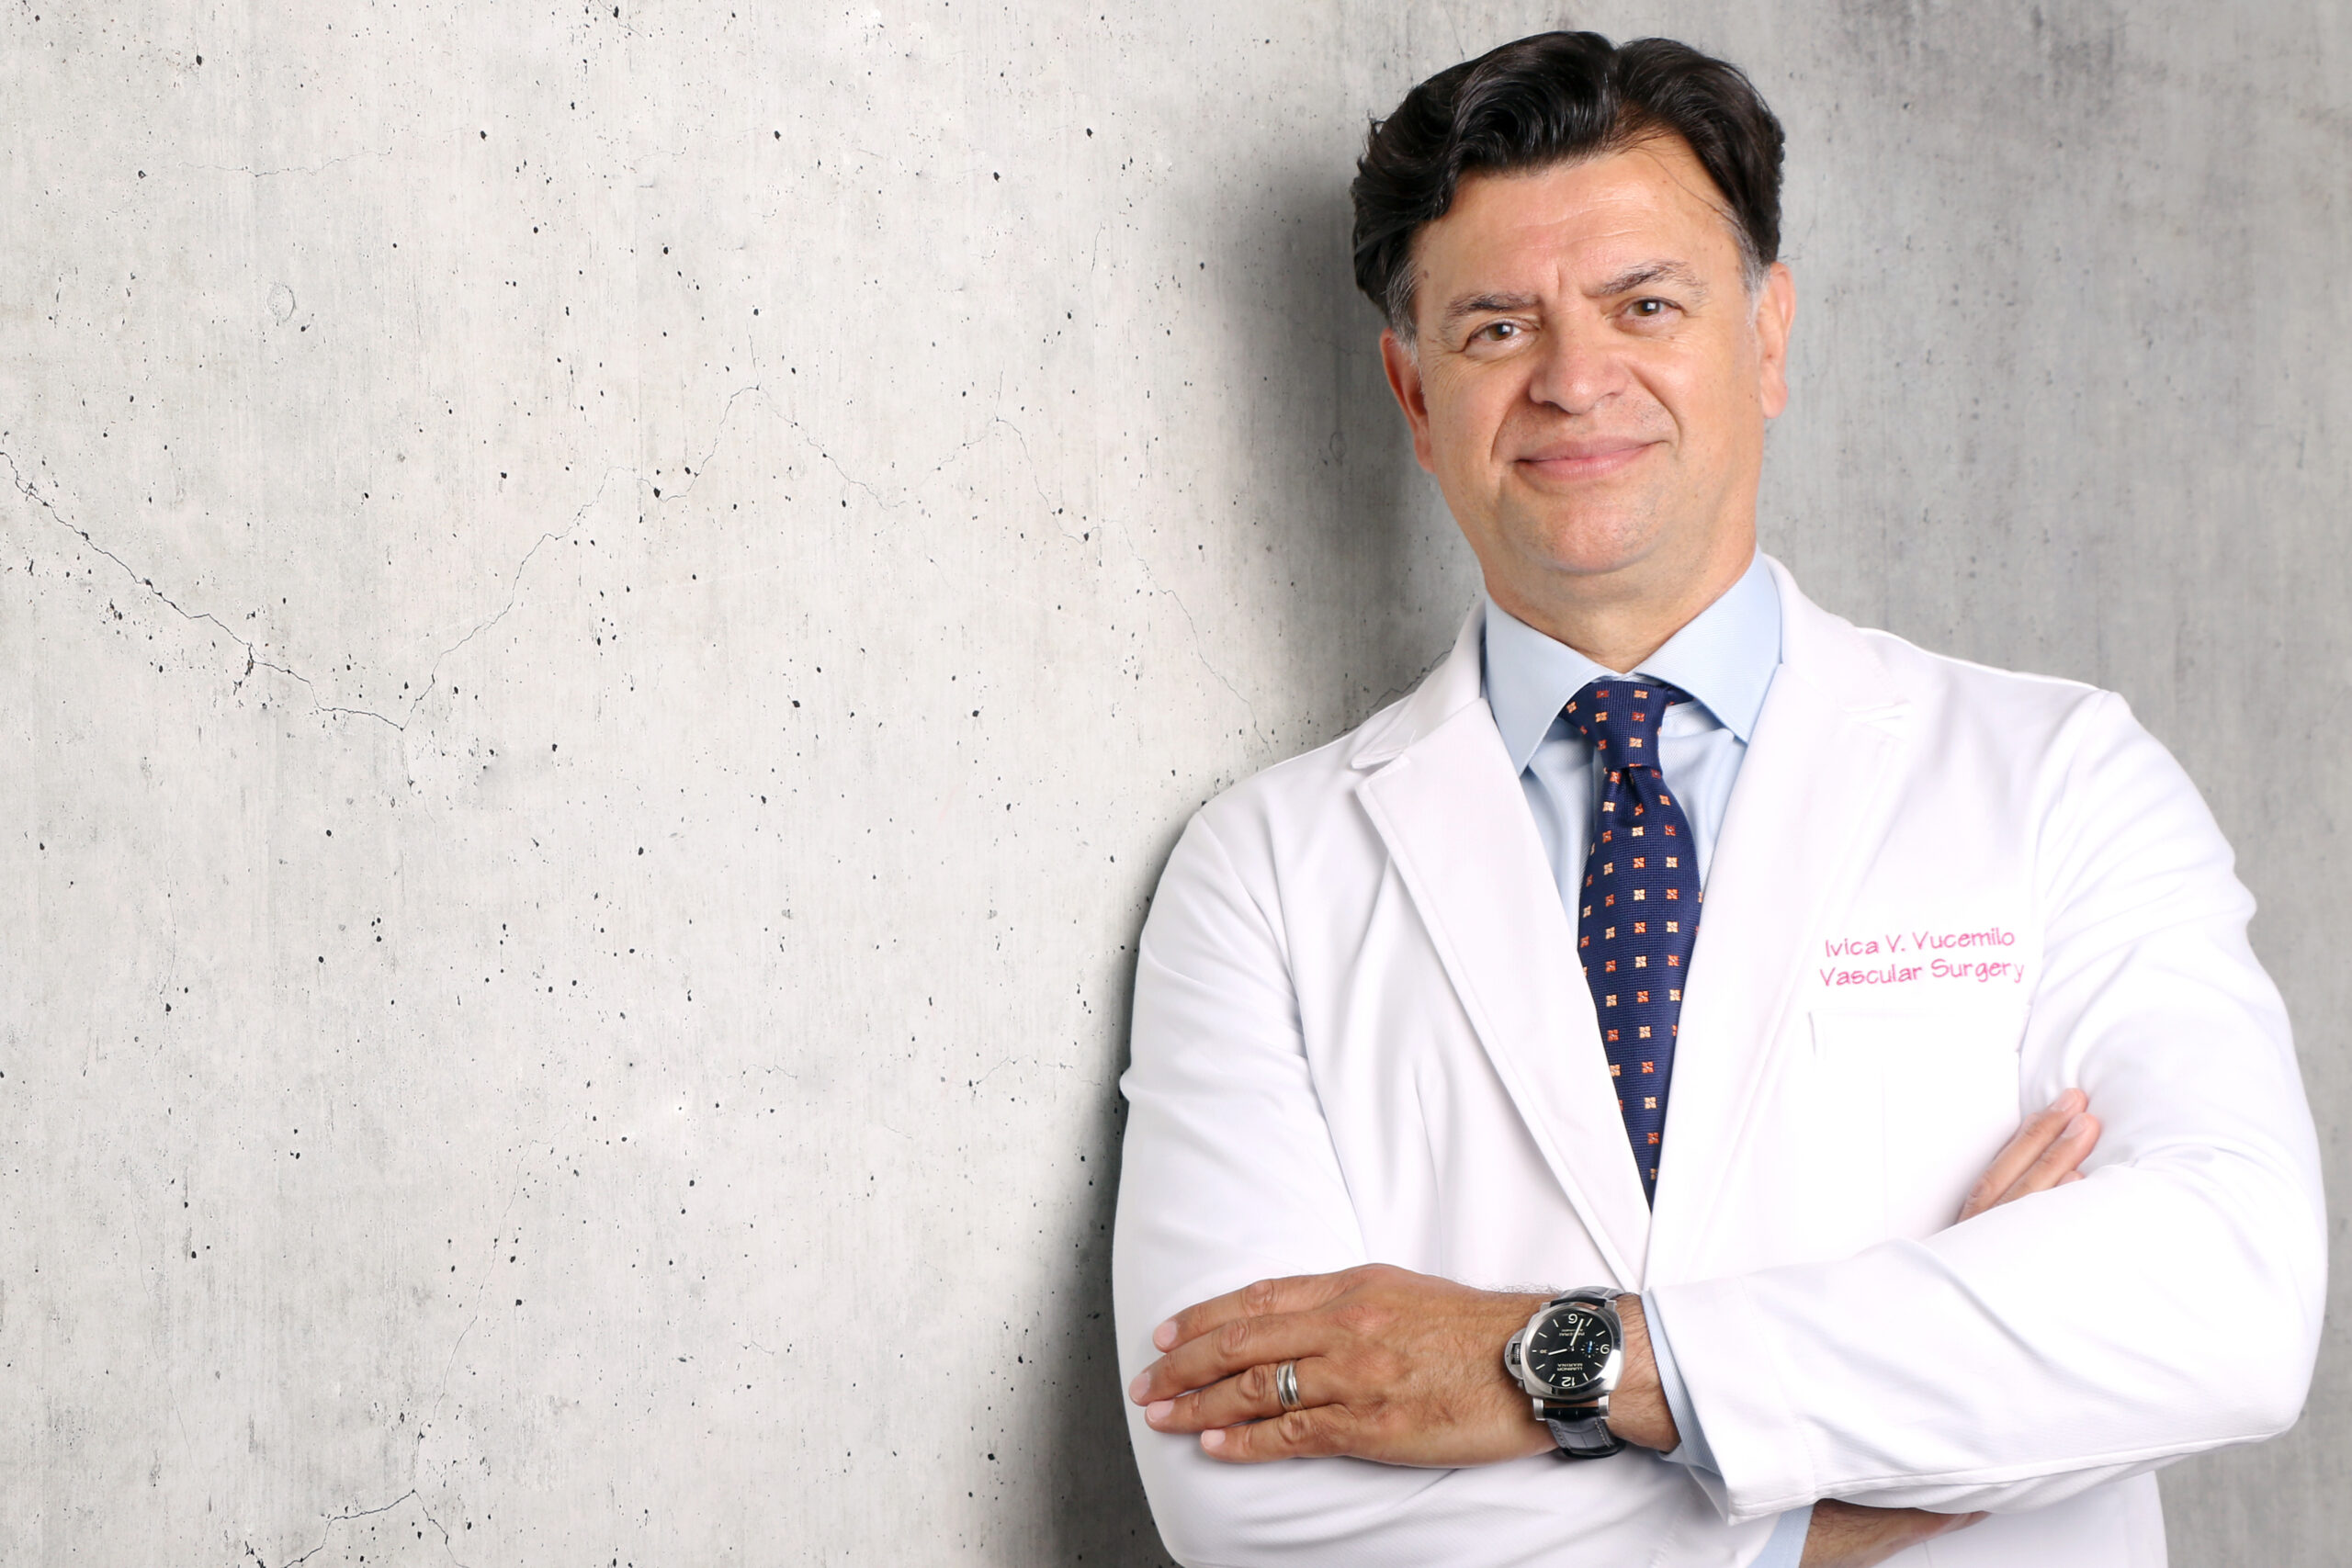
top-left (1125, 1100), bottom-right (2096, 1566)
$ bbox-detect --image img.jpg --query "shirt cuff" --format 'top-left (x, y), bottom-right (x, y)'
top-left (1750, 1504), bottom-right (1814, 1568)
top-left (1639, 1289), bottom-right (1722, 1476)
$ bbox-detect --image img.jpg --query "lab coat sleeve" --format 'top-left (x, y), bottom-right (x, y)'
top-left (1113, 811), bottom-right (1758, 1566)
top-left (1648, 691), bottom-right (2327, 1521)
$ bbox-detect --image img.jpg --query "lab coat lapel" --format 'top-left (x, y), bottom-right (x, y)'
top-left (1356, 613), bottom-right (1655, 1287)
top-left (1645, 562), bottom-right (1910, 1274)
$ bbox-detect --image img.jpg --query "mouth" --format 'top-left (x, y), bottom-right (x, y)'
top-left (1513, 441), bottom-right (1657, 484)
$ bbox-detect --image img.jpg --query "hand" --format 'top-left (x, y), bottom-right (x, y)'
top-left (1957, 1086), bottom-right (2100, 1222)
top-left (1126, 1265), bottom-right (1556, 1465)
top-left (1800, 1499), bottom-right (1985, 1567)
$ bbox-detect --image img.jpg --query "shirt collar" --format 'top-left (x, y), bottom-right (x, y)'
top-left (1482, 551), bottom-right (1782, 774)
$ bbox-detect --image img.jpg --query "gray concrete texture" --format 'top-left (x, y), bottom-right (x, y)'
top-left (1, 0), bottom-right (2343, 1562)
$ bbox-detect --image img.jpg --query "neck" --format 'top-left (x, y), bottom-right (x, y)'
top-left (1487, 539), bottom-right (1754, 673)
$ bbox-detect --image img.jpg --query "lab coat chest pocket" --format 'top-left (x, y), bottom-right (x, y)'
top-left (1804, 1007), bottom-right (2029, 1243)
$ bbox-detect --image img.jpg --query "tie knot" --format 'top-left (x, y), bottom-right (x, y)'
top-left (1564, 679), bottom-right (1688, 768)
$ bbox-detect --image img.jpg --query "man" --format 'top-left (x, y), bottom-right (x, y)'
top-left (1112, 31), bottom-right (2325, 1568)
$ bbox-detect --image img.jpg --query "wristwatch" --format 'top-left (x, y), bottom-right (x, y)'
top-left (1503, 1288), bottom-right (1628, 1458)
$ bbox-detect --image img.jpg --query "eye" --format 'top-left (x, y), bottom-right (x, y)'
top-left (1474, 320), bottom-right (1522, 344)
top-left (1625, 298), bottom-right (1675, 321)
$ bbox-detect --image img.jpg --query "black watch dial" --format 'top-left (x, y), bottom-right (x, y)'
top-left (1527, 1301), bottom-right (1617, 1397)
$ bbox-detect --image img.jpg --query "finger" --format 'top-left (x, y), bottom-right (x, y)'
top-left (1148, 1356), bottom-right (1335, 1433)
top-left (1131, 1309), bottom-right (1339, 1404)
top-left (1803, 1502), bottom-right (1987, 1567)
top-left (1152, 1268), bottom-right (1366, 1352)
top-left (1977, 1089), bottom-right (2085, 1200)
top-left (1956, 1089), bottom-right (2086, 1222)
top-left (1987, 1111), bottom-right (2100, 1210)
top-left (1198, 1404), bottom-right (1354, 1463)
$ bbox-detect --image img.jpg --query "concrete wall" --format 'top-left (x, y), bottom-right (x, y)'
top-left (2, 2), bottom-right (2341, 1562)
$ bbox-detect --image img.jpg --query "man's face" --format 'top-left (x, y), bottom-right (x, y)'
top-left (1380, 137), bottom-right (1793, 624)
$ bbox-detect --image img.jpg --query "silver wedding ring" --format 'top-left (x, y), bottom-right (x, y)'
top-left (1274, 1359), bottom-right (1303, 1413)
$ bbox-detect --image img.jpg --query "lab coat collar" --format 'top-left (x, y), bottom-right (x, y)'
top-left (1350, 606), bottom-right (1486, 770)
top-left (1351, 557), bottom-right (1910, 1281)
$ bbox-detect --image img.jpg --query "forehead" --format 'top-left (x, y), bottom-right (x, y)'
top-left (1414, 138), bottom-right (1744, 295)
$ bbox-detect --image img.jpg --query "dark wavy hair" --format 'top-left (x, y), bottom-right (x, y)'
top-left (1350, 31), bottom-right (1785, 337)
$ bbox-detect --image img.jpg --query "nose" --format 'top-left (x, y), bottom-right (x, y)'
top-left (1525, 316), bottom-right (1625, 417)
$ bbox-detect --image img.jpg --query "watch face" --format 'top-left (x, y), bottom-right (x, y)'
top-left (1528, 1302), bottom-right (1617, 1396)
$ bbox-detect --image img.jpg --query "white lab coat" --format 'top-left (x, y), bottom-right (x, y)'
top-left (1113, 558), bottom-right (2324, 1567)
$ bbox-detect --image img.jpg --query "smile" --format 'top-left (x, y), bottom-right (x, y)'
top-left (1514, 443), bottom-right (1657, 482)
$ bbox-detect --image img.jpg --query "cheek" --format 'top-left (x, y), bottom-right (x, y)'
top-left (1425, 370), bottom-right (1515, 467)
top-left (1428, 404), bottom-right (1486, 474)
top-left (1656, 343), bottom-right (1763, 446)
top-left (1419, 420), bottom-right (1484, 497)
top-left (1633, 374), bottom-right (1717, 458)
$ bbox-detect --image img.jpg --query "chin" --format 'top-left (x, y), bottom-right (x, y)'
top-left (1509, 517), bottom-right (1667, 581)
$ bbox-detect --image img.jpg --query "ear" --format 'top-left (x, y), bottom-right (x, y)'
top-left (1378, 329), bottom-right (1439, 474)
top-left (1754, 262), bottom-right (1795, 420)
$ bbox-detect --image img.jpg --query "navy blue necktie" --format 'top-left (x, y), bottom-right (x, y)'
top-left (1565, 680), bottom-right (1703, 1204)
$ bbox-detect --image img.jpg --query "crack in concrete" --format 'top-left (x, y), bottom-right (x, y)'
top-left (780, 405), bottom-right (1001, 512)
top-left (1113, 527), bottom-right (1265, 746)
top-left (661, 384), bottom-right (770, 502)
top-left (981, 414), bottom-right (1086, 539)
top-left (8, 389), bottom-right (1270, 753)
top-left (252, 1161), bottom-right (543, 1568)
top-left (421, 1161), bottom-right (534, 1444)
top-left (179, 147), bottom-right (393, 180)
top-left (6, 388), bottom-right (985, 730)
top-left (399, 1148), bottom-right (549, 1556)
top-left (1, 446), bottom-right (401, 728)
top-left (984, 417), bottom-right (1266, 746)
top-left (1, 445), bottom-right (622, 734)
top-left (401, 465), bottom-right (630, 728)
top-left (260, 1485), bottom-right (469, 1568)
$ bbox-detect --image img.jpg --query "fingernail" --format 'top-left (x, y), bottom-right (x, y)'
top-left (1153, 1320), bottom-right (1179, 1350)
top-left (2062, 1113), bottom-right (2088, 1138)
top-left (2061, 1170), bottom-right (2086, 1184)
top-left (1200, 1428), bottom-right (1226, 1452)
top-left (1146, 1400), bottom-right (1173, 1425)
top-left (2051, 1089), bottom-right (2083, 1112)
top-left (1128, 1372), bottom-right (1150, 1404)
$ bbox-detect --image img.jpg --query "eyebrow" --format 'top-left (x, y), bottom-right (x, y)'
top-left (1590, 260), bottom-right (1709, 301)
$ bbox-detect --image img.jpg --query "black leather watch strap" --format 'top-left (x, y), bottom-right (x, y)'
top-left (1540, 1399), bottom-right (1626, 1459)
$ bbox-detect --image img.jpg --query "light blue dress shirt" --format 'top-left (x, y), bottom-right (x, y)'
top-left (1481, 553), bottom-right (1811, 1566)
